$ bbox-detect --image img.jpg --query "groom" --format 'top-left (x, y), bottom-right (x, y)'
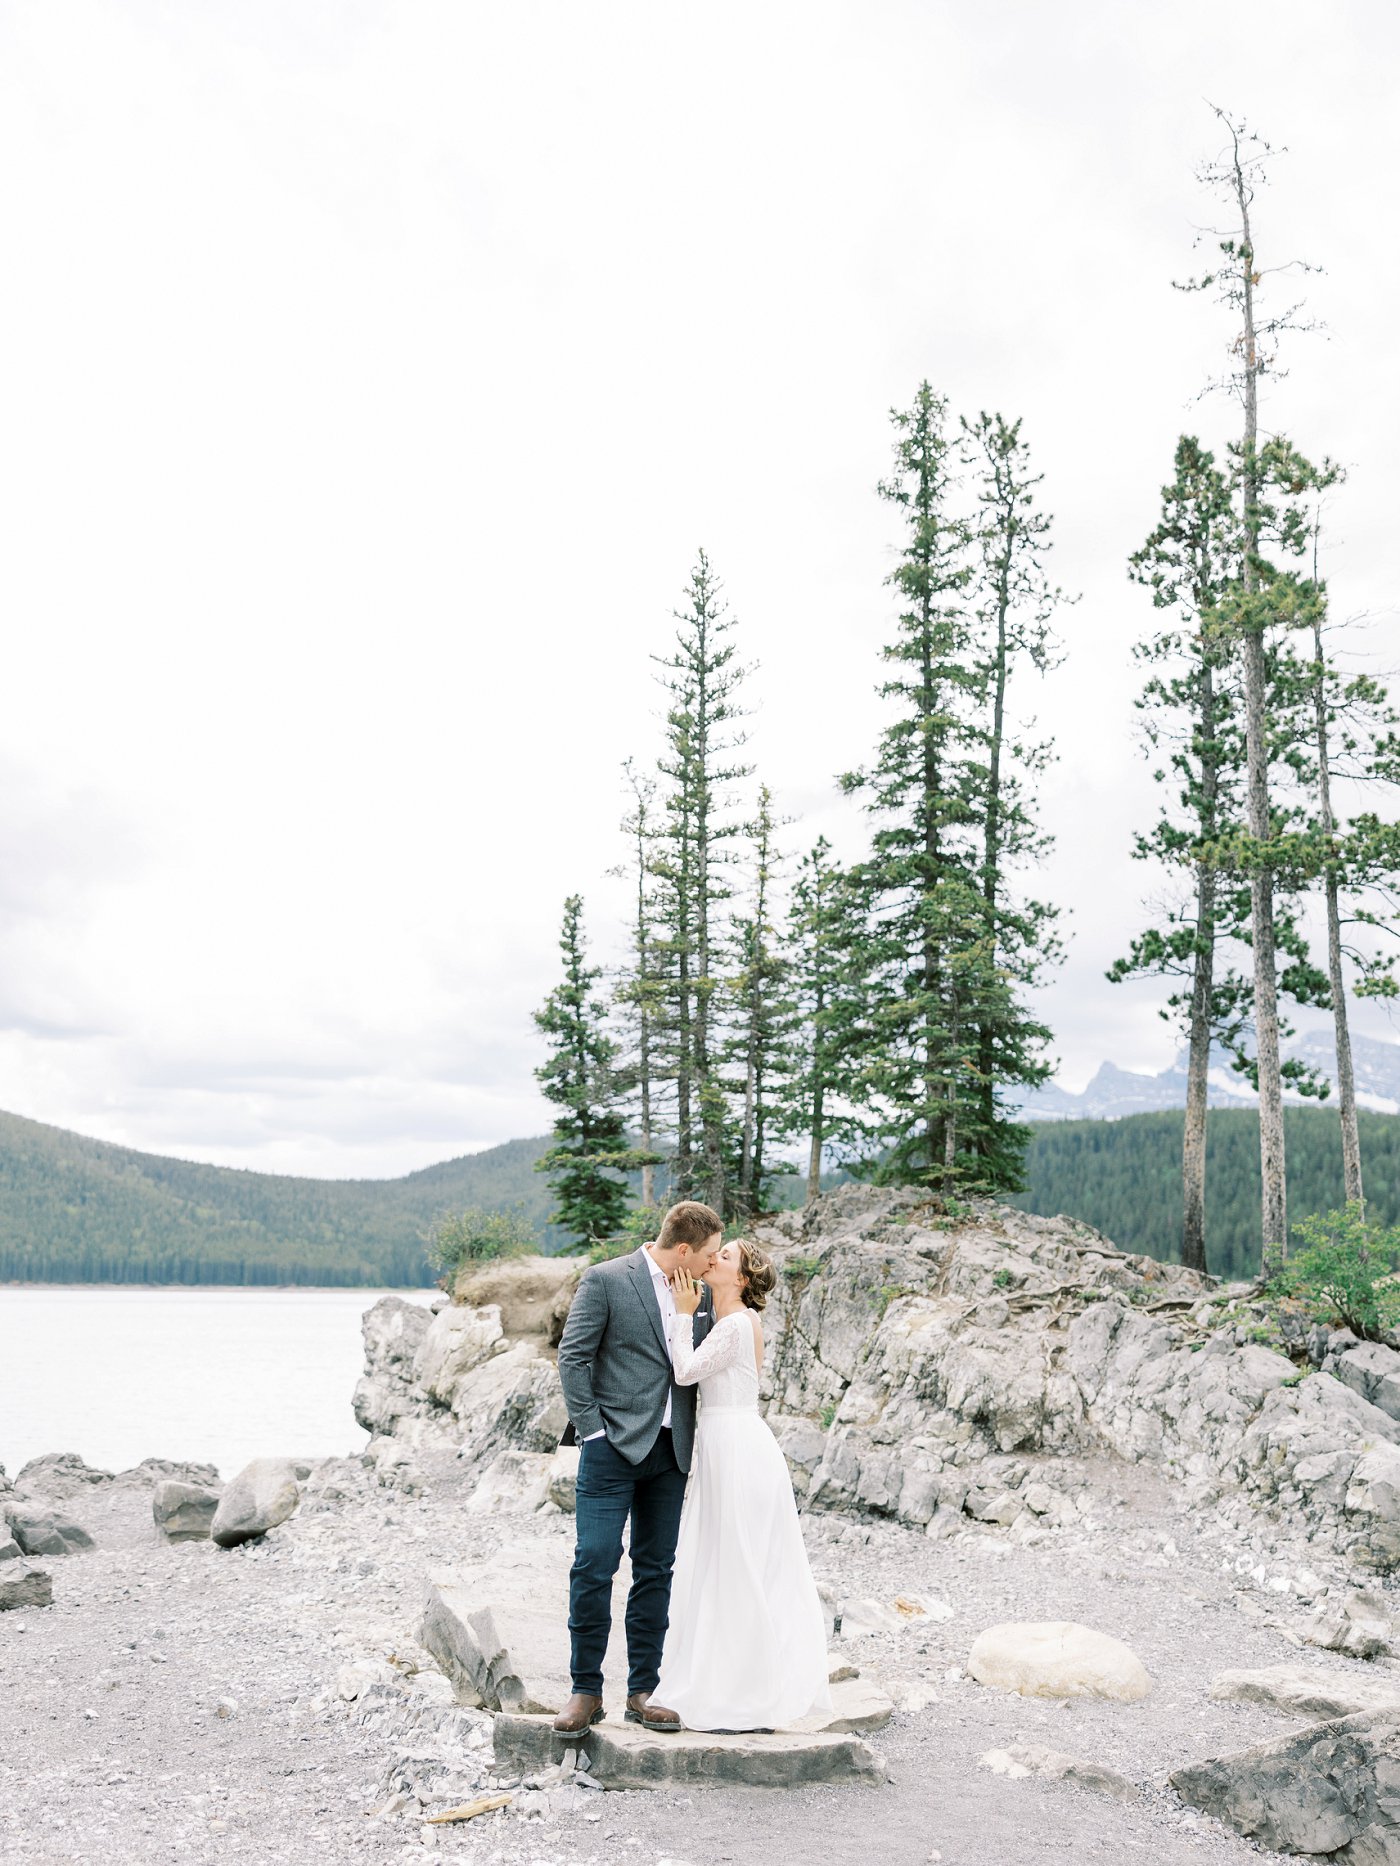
top-left (553, 1200), bottom-right (722, 1734)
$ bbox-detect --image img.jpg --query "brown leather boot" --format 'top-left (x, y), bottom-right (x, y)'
top-left (553, 1692), bottom-right (604, 1734)
top-left (625, 1691), bottom-right (682, 1731)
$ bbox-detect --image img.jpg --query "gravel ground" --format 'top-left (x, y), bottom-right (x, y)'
top-left (1, 1445), bottom-right (1387, 1866)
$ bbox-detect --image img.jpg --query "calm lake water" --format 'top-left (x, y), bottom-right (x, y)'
top-left (0, 1287), bottom-right (435, 1481)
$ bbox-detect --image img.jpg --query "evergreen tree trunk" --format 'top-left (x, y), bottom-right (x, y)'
top-left (673, 801), bottom-right (695, 1199)
top-left (1182, 646), bottom-right (1222, 1276)
top-left (1182, 863), bottom-right (1215, 1274)
top-left (691, 571), bottom-right (727, 1215)
top-left (632, 788), bottom-right (657, 1211)
top-left (1228, 139), bottom-right (1288, 1270)
top-left (917, 455), bottom-right (947, 1179)
top-left (1311, 605), bottom-right (1364, 1207)
top-left (981, 551), bottom-right (1008, 1142)
top-left (806, 1008), bottom-right (825, 1204)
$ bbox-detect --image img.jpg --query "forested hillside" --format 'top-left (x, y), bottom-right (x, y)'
top-left (1015, 1109), bottom-right (1400, 1281)
top-left (0, 1109), bottom-right (554, 1286)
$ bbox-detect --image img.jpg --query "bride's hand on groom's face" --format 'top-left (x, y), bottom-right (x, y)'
top-left (670, 1267), bottom-right (703, 1315)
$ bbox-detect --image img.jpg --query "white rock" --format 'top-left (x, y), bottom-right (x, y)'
top-left (967, 1621), bottom-right (1151, 1701)
top-left (465, 1451), bottom-right (552, 1515)
top-left (979, 1744), bottom-right (1137, 1799)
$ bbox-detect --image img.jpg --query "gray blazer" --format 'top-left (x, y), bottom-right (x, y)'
top-left (557, 1249), bottom-right (715, 1472)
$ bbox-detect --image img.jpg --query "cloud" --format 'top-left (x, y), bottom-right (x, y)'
top-left (0, 2), bottom-right (1395, 1174)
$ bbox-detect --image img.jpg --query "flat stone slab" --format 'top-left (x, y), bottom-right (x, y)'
top-left (494, 1712), bottom-right (885, 1788)
top-left (1210, 1664), bottom-right (1400, 1722)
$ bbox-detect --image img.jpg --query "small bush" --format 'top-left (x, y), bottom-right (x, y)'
top-left (426, 1206), bottom-right (537, 1281)
top-left (784, 1256), bottom-right (823, 1282)
top-left (820, 1402), bottom-right (838, 1430)
top-left (1272, 1203), bottom-right (1400, 1341)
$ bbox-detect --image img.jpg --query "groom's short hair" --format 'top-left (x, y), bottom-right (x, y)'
top-left (657, 1201), bottom-right (723, 1250)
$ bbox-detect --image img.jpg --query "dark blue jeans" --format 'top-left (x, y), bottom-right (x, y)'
top-left (568, 1428), bottom-right (687, 1699)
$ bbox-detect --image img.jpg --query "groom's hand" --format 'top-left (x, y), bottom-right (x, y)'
top-left (670, 1267), bottom-right (703, 1315)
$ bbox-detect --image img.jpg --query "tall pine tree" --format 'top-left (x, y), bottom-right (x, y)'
top-left (773, 836), bottom-right (850, 1203)
top-left (835, 384), bottom-right (1052, 1191)
top-left (725, 784), bottom-right (794, 1219)
top-left (611, 760), bottom-right (665, 1211)
top-left (964, 410), bottom-right (1064, 1185)
top-left (1111, 436), bottom-right (1244, 1273)
top-left (1298, 508), bottom-right (1400, 1208)
top-left (533, 895), bottom-right (636, 1249)
top-left (650, 552), bottom-right (751, 1215)
top-left (1179, 109), bottom-right (1324, 1268)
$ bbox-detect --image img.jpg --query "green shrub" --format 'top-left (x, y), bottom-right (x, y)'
top-left (587, 1204), bottom-right (663, 1265)
top-left (1272, 1202), bottom-right (1400, 1341)
top-left (426, 1205), bottom-right (537, 1279)
top-left (784, 1256), bottom-right (823, 1282)
top-left (820, 1402), bottom-right (838, 1430)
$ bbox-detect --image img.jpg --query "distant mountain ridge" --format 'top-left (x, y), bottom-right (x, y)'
top-left (0, 1107), bottom-right (558, 1286)
top-left (1020, 1032), bottom-right (1400, 1123)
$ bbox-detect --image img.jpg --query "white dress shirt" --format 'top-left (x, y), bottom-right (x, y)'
top-left (585, 1243), bottom-right (679, 1441)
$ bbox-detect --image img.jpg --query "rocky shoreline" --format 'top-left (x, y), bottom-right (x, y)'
top-left (7, 1187), bottom-right (1400, 1862)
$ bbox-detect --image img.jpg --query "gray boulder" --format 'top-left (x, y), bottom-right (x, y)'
top-left (152, 1480), bottom-right (222, 1542)
top-left (209, 1458), bottom-right (301, 1548)
top-left (0, 1532), bottom-right (22, 1563)
top-left (4, 1505), bottom-right (95, 1557)
top-left (1172, 1706), bottom-right (1400, 1858)
top-left (0, 1564), bottom-right (53, 1611)
top-left (15, 1452), bottom-right (113, 1498)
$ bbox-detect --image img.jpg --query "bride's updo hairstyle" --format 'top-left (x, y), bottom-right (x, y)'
top-left (736, 1241), bottom-right (777, 1312)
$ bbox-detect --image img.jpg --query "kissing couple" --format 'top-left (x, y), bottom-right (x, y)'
top-left (554, 1199), bottom-right (832, 1735)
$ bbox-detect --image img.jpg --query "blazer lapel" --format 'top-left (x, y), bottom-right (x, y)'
top-left (628, 1249), bottom-right (670, 1357)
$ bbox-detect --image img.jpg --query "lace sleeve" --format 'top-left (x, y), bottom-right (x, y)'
top-left (669, 1310), bottom-right (752, 1386)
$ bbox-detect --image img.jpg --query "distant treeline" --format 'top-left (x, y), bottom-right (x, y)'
top-left (6, 1101), bottom-right (1397, 1287)
top-left (1014, 1108), bottom-right (1400, 1283)
top-left (0, 1109), bottom-right (557, 1286)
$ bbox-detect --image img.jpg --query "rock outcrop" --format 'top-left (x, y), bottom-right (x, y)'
top-left (1172, 1706), bottom-right (1400, 1858)
top-left (352, 1187), bottom-right (1400, 1575)
top-left (13, 1452), bottom-right (114, 1497)
top-left (354, 1274), bottom-right (568, 1461)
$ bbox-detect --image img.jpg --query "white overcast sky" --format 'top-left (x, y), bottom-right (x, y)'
top-left (1, 1), bottom-right (1397, 1178)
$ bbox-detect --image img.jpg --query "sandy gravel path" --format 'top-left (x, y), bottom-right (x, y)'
top-left (0, 1447), bottom-right (1366, 1866)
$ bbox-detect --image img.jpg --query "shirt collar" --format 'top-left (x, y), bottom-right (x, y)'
top-left (639, 1243), bottom-right (667, 1280)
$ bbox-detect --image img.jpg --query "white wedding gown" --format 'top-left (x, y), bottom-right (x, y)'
top-left (654, 1308), bottom-right (833, 1732)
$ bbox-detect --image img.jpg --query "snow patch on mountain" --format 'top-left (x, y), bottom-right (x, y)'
top-left (1021, 1031), bottom-right (1400, 1122)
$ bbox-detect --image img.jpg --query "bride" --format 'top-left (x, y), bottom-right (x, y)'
top-left (653, 1239), bottom-right (832, 1732)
